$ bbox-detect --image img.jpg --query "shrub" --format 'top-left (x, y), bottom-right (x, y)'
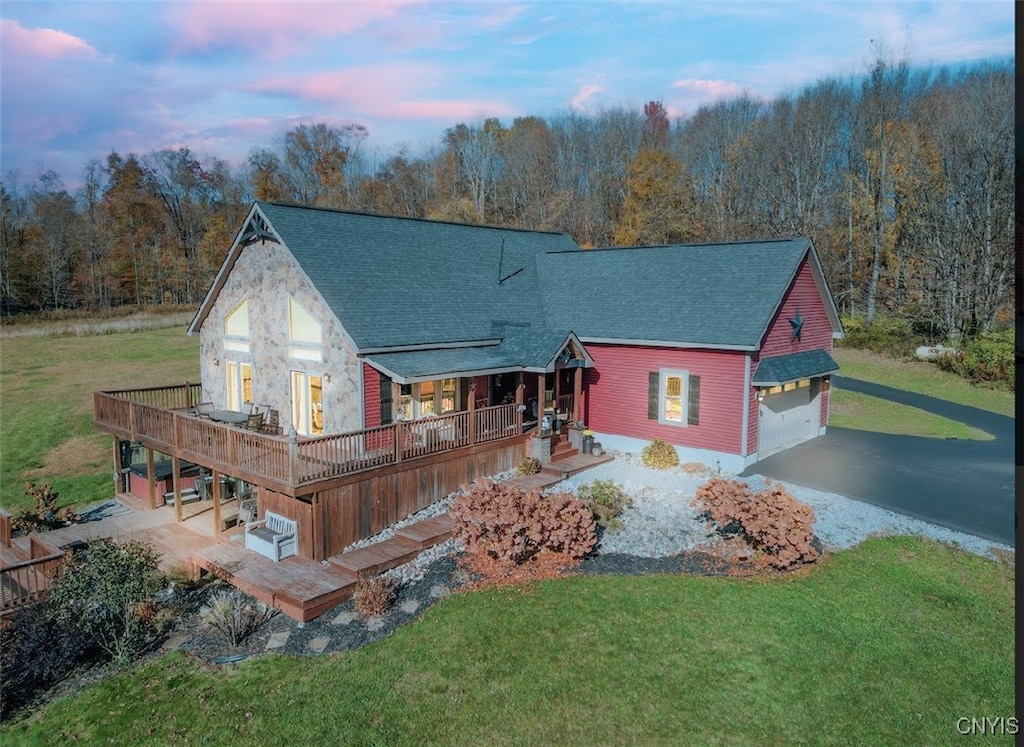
top-left (516, 457), bottom-right (543, 476)
top-left (11, 482), bottom-right (79, 534)
top-left (354, 575), bottom-right (395, 618)
top-left (450, 480), bottom-right (597, 564)
top-left (641, 439), bottom-right (679, 470)
top-left (48, 539), bottom-right (164, 664)
top-left (576, 480), bottom-right (633, 530)
top-left (838, 313), bottom-right (919, 357)
top-left (199, 589), bottom-right (277, 647)
top-left (934, 330), bottom-right (1014, 390)
top-left (693, 478), bottom-right (819, 569)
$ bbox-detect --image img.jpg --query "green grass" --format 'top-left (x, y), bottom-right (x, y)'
top-left (833, 347), bottom-right (1013, 417)
top-left (0, 326), bottom-right (199, 512)
top-left (829, 389), bottom-right (994, 440)
top-left (2, 536), bottom-right (1013, 746)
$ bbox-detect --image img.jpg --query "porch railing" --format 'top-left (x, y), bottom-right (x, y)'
top-left (556, 393), bottom-right (574, 417)
top-left (94, 387), bottom-right (524, 493)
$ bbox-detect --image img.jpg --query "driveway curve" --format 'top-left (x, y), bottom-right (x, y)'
top-left (741, 376), bottom-right (1014, 546)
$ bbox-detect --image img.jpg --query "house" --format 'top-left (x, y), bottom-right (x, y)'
top-left (93, 201), bottom-right (842, 561)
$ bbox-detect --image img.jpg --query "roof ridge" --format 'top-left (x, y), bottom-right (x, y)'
top-left (258, 201), bottom-right (571, 237)
top-left (551, 237), bottom-right (809, 255)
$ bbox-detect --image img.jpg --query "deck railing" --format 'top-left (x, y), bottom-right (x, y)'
top-left (94, 386), bottom-right (524, 492)
top-left (1, 537), bottom-right (64, 614)
top-left (556, 393), bottom-right (575, 418)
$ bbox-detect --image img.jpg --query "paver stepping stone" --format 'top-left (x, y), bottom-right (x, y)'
top-left (308, 636), bottom-right (331, 653)
top-left (399, 600), bottom-right (419, 614)
top-left (332, 610), bottom-right (357, 626)
top-left (366, 616), bottom-right (386, 632)
top-left (429, 585), bottom-right (451, 599)
top-left (266, 631), bottom-right (290, 650)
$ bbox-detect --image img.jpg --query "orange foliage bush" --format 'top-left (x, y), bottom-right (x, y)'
top-left (692, 478), bottom-right (819, 569)
top-left (450, 479), bottom-right (597, 564)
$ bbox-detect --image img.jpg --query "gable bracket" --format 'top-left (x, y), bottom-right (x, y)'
top-left (239, 214), bottom-right (279, 246)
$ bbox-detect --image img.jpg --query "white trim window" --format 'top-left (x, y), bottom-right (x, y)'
top-left (224, 300), bottom-right (250, 353)
top-left (291, 370), bottom-right (324, 436)
top-left (226, 362), bottom-right (252, 411)
top-left (398, 378), bottom-right (460, 420)
top-left (288, 298), bottom-right (322, 361)
top-left (648, 369), bottom-right (700, 426)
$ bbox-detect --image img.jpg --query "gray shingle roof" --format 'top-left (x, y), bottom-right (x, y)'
top-left (256, 202), bottom-right (579, 350)
top-left (751, 349), bottom-right (840, 386)
top-left (538, 239), bottom-right (813, 349)
top-left (197, 205), bottom-right (832, 374)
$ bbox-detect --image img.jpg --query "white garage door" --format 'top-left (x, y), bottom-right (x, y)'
top-left (758, 381), bottom-right (820, 457)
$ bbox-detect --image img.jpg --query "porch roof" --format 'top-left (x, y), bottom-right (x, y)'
top-left (362, 326), bottom-right (592, 384)
top-left (751, 349), bottom-right (840, 386)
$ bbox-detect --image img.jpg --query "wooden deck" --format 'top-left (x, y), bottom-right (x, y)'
top-left (4, 448), bottom-right (611, 621)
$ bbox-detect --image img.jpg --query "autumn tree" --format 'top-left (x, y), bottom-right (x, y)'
top-left (615, 102), bottom-right (701, 246)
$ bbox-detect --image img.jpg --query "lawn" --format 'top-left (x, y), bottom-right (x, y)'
top-left (0, 326), bottom-right (199, 512)
top-left (2, 536), bottom-right (1013, 746)
top-left (832, 347), bottom-right (1013, 416)
top-left (828, 390), bottom-right (993, 440)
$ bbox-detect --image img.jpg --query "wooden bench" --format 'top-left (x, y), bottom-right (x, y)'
top-left (244, 510), bottom-right (297, 562)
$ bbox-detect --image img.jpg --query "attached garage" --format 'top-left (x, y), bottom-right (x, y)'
top-left (753, 350), bottom-right (839, 458)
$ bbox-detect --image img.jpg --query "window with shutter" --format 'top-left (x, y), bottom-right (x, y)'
top-left (655, 369), bottom-right (696, 427)
top-left (379, 374), bottom-right (393, 424)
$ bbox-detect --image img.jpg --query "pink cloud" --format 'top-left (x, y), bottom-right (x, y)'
top-left (570, 85), bottom-right (602, 110)
top-left (0, 19), bottom-right (100, 60)
top-left (671, 78), bottom-right (747, 100)
top-left (170, 0), bottom-right (423, 57)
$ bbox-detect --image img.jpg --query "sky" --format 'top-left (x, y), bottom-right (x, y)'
top-left (0, 1), bottom-right (1014, 188)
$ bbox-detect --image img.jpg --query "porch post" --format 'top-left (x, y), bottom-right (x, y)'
top-left (467, 382), bottom-right (476, 446)
top-left (171, 455), bottom-right (183, 523)
top-left (573, 366), bottom-right (583, 423)
top-left (554, 368), bottom-right (560, 410)
top-left (146, 447), bottom-right (157, 510)
top-left (515, 381), bottom-right (524, 433)
top-left (211, 470), bottom-right (221, 533)
top-left (536, 373), bottom-right (545, 436)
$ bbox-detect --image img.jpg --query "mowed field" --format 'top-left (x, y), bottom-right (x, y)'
top-left (0, 326), bottom-right (199, 512)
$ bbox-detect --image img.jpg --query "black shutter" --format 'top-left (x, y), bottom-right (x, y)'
top-left (648, 372), bottom-right (659, 420)
top-left (687, 375), bottom-right (701, 425)
top-left (379, 374), bottom-right (393, 424)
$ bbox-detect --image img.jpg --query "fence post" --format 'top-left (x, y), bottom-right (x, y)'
top-left (184, 380), bottom-right (193, 410)
top-left (288, 429), bottom-right (299, 487)
top-left (394, 422), bottom-right (403, 463)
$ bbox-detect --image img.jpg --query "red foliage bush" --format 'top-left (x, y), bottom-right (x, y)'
top-left (450, 479), bottom-right (597, 564)
top-left (692, 478), bottom-right (819, 569)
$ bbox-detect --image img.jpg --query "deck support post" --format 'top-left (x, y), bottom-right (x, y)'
top-left (111, 437), bottom-right (122, 494)
top-left (146, 447), bottom-right (157, 510)
top-left (172, 455), bottom-right (183, 523)
top-left (467, 382), bottom-right (476, 446)
top-left (211, 469), bottom-right (221, 533)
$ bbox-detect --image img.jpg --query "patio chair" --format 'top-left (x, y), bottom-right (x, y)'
top-left (261, 408), bottom-right (282, 435)
top-left (237, 495), bottom-right (257, 525)
top-left (244, 412), bottom-right (265, 431)
top-left (191, 402), bottom-right (214, 418)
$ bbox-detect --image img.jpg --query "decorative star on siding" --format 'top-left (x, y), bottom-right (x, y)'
top-left (789, 309), bottom-right (804, 341)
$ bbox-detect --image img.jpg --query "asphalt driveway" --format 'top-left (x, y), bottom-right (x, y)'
top-left (741, 376), bottom-right (1014, 546)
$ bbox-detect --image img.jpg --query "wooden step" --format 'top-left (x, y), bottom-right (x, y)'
top-left (394, 513), bottom-right (453, 549)
top-left (329, 536), bottom-right (423, 577)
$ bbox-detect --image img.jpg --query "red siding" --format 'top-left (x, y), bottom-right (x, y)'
top-left (758, 258), bottom-right (834, 360)
top-left (583, 344), bottom-right (748, 455)
top-left (363, 363), bottom-right (381, 428)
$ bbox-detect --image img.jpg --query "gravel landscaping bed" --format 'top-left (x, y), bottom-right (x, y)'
top-left (165, 451), bottom-right (1012, 663)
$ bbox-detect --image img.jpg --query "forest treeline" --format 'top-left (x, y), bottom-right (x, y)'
top-left (0, 57), bottom-right (1012, 340)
